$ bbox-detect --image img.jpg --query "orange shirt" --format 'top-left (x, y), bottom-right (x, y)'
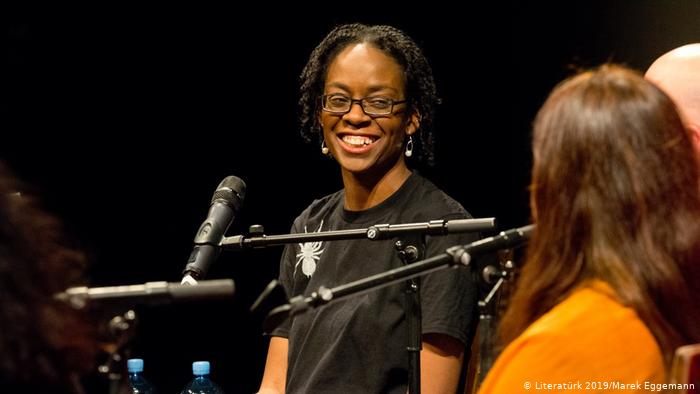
top-left (478, 281), bottom-right (665, 393)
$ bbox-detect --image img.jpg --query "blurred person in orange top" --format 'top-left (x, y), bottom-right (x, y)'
top-left (479, 64), bottom-right (700, 393)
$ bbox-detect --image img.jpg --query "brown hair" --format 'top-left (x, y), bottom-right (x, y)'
top-left (499, 64), bottom-right (700, 366)
top-left (0, 163), bottom-right (98, 392)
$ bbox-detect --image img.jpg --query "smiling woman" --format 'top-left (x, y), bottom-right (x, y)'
top-left (319, 42), bottom-right (419, 190)
top-left (257, 23), bottom-right (481, 394)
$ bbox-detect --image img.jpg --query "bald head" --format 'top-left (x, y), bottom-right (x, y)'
top-left (645, 44), bottom-right (700, 130)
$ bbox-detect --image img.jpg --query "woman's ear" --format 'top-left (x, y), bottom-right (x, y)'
top-left (689, 124), bottom-right (700, 156)
top-left (317, 110), bottom-right (324, 133)
top-left (406, 108), bottom-right (421, 136)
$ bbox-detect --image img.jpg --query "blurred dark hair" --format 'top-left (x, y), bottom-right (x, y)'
top-left (0, 162), bottom-right (98, 393)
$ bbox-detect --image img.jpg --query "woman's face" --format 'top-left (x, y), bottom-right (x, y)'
top-left (320, 43), bottom-right (419, 177)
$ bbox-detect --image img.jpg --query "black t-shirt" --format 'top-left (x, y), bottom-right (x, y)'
top-left (272, 173), bottom-right (479, 394)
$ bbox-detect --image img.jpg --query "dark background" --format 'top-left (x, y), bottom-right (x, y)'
top-left (6, 2), bottom-right (700, 393)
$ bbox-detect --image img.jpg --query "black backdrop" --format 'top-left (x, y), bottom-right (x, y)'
top-left (6, 2), bottom-right (700, 393)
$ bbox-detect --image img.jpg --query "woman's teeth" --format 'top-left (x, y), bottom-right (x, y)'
top-left (342, 135), bottom-right (375, 146)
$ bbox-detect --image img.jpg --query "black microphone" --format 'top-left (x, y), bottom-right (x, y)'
top-left (448, 224), bottom-right (534, 266)
top-left (54, 279), bottom-right (236, 310)
top-left (182, 176), bottom-right (246, 284)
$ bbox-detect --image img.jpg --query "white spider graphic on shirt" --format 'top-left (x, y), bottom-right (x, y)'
top-left (294, 220), bottom-right (325, 278)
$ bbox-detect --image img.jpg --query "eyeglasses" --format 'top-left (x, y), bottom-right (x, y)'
top-left (320, 94), bottom-right (408, 116)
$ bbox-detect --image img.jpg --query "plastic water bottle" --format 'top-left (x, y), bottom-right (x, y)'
top-left (127, 358), bottom-right (156, 394)
top-left (180, 361), bottom-right (225, 394)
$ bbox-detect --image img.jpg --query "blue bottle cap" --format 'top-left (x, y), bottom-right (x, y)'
top-left (127, 358), bottom-right (144, 373)
top-left (192, 361), bottom-right (210, 375)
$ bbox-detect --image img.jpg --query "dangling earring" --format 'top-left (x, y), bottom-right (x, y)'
top-left (321, 139), bottom-right (330, 155)
top-left (405, 136), bottom-right (414, 157)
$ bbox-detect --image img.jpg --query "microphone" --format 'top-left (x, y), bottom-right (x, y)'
top-left (54, 279), bottom-right (236, 310)
top-left (449, 224), bottom-right (534, 266)
top-left (182, 176), bottom-right (246, 284)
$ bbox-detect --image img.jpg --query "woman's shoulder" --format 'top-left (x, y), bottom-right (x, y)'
top-left (480, 282), bottom-right (665, 393)
top-left (406, 173), bottom-right (470, 219)
top-left (511, 282), bottom-right (663, 378)
top-left (291, 189), bottom-right (344, 228)
top-left (525, 282), bottom-right (655, 344)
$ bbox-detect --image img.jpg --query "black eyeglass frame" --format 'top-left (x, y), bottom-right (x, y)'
top-left (320, 94), bottom-right (409, 116)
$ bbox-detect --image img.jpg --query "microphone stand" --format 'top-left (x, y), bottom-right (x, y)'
top-left (56, 279), bottom-right (236, 394)
top-left (475, 249), bottom-right (518, 388)
top-left (395, 239), bottom-right (423, 394)
top-left (221, 218), bottom-right (496, 250)
top-left (242, 218), bottom-right (495, 394)
top-left (259, 224), bottom-right (533, 394)
top-left (264, 243), bottom-right (473, 331)
top-left (101, 310), bottom-right (138, 394)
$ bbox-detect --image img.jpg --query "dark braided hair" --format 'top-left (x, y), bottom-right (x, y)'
top-left (299, 23), bottom-right (440, 165)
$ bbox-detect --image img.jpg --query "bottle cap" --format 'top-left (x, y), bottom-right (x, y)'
top-left (192, 361), bottom-right (210, 375)
top-left (127, 358), bottom-right (144, 373)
